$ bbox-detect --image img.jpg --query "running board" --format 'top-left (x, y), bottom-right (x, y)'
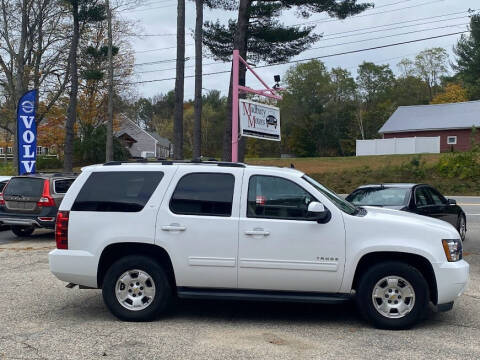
top-left (177, 288), bottom-right (352, 304)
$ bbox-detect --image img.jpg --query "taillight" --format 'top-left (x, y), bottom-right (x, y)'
top-left (37, 180), bottom-right (55, 207)
top-left (0, 193), bottom-right (4, 206)
top-left (55, 211), bottom-right (69, 249)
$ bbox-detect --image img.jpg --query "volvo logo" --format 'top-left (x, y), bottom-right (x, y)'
top-left (21, 100), bottom-right (34, 114)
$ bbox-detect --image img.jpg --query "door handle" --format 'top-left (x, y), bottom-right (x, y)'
top-left (245, 229), bottom-right (270, 236)
top-left (161, 224), bottom-right (187, 232)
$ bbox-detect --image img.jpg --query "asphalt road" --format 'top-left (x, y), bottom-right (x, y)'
top-left (0, 197), bottom-right (479, 359)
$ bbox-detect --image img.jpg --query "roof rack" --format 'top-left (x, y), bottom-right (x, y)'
top-left (103, 159), bottom-right (246, 168)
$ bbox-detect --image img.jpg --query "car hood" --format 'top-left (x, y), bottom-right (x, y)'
top-left (361, 205), bottom-right (457, 234)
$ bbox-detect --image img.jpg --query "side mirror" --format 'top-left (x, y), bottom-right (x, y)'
top-left (307, 201), bottom-right (331, 223)
top-left (448, 198), bottom-right (457, 205)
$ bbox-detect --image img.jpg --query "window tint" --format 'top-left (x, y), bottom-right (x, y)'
top-left (4, 177), bottom-right (44, 197)
top-left (248, 175), bottom-right (316, 220)
top-left (72, 172), bottom-right (163, 212)
top-left (415, 187), bottom-right (432, 207)
top-left (170, 173), bottom-right (234, 216)
top-left (427, 187), bottom-right (447, 205)
top-left (54, 179), bottom-right (75, 194)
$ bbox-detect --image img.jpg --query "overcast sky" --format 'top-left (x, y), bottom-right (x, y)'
top-left (119, 0), bottom-right (478, 100)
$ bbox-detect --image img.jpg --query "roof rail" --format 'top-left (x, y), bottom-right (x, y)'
top-left (102, 159), bottom-right (246, 168)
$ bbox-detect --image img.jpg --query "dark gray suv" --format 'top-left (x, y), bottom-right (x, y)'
top-left (0, 174), bottom-right (76, 237)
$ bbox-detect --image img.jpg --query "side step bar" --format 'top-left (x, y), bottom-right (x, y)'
top-left (177, 288), bottom-right (352, 304)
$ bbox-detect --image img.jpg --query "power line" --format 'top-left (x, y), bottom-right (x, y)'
top-left (131, 10), bottom-right (470, 54)
top-left (308, 22), bottom-right (468, 51)
top-left (124, 0), bottom-right (446, 39)
top-left (131, 20), bottom-right (468, 69)
top-left (296, 0), bottom-right (445, 27)
top-left (123, 30), bottom-right (467, 85)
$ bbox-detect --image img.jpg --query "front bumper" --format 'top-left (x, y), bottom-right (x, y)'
top-left (49, 249), bottom-right (99, 288)
top-left (434, 259), bottom-right (469, 305)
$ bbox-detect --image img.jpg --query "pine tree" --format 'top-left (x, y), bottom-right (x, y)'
top-left (203, 0), bottom-right (372, 161)
top-left (454, 13), bottom-right (480, 100)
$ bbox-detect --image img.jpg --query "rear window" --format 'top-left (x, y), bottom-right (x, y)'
top-left (4, 177), bottom-right (44, 197)
top-left (347, 187), bottom-right (410, 207)
top-left (72, 171), bottom-right (163, 212)
top-left (54, 179), bottom-right (75, 194)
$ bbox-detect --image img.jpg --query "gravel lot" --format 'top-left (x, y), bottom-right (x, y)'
top-left (0, 198), bottom-right (479, 360)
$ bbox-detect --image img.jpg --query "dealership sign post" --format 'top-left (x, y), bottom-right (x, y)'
top-left (232, 49), bottom-right (283, 162)
top-left (17, 89), bottom-right (38, 175)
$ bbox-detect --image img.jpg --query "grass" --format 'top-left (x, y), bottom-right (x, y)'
top-left (247, 154), bottom-right (442, 174)
top-left (247, 154), bottom-right (480, 195)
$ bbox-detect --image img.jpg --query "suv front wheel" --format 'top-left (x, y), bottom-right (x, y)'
top-left (356, 261), bottom-right (429, 329)
top-left (102, 255), bottom-right (172, 321)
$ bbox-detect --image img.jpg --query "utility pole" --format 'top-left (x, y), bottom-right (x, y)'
top-left (193, 0), bottom-right (203, 159)
top-left (173, 0), bottom-right (185, 160)
top-left (105, 0), bottom-right (114, 162)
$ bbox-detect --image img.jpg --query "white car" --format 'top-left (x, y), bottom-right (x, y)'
top-left (49, 161), bottom-right (469, 329)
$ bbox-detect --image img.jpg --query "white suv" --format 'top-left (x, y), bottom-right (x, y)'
top-left (49, 161), bottom-right (469, 329)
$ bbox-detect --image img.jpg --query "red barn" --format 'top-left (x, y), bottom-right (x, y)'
top-left (379, 101), bottom-right (480, 152)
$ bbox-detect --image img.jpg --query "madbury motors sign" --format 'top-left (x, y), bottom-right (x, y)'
top-left (239, 99), bottom-right (281, 141)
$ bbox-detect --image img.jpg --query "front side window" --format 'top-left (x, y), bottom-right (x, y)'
top-left (72, 171), bottom-right (164, 212)
top-left (170, 173), bottom-right (234, 217)
top-left (415, 187), bottom-right (432, 207)
top-left (247, 175), bottom-right (316, 220)
top-left (303, 175), bottom-right (358, 215)
top-left (426, 187), bottom-right (447, 205)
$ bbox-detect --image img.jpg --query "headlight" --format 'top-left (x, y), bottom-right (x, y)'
top-left (442, 239), bottom-right (463, 262)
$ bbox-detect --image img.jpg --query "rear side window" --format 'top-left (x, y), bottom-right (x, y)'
top-left (4, 177), bottom-right (44, 197)
top-left (72, 172), bottom-right (163, 212)
top-left (54, 179), bottom-right (75, 194)
top-left (170, 173), bottom-right (235, 217)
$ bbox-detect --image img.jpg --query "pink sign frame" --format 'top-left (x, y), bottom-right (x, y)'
top-left (232, 49), bottom-right (283, 162)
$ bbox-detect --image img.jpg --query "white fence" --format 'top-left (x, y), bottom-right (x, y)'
top-left (356, 137), bottom-right (440, 156)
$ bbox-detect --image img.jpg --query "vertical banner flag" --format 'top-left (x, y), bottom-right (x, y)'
top-left (17, 90), bottom-right (38, 175)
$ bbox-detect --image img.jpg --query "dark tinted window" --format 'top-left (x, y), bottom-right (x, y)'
top-left (415, 187), bottom-right (432, 206)
top-left (4, 177), bottom-right (44, 197)
top-left (347, 187), bottom-right (410, 206)
top-left (72, 172), bottom-right (163, 212)
top-left (248, 175), bottom-right (315, 220)
top-left (427, 187), bottom-right (447, 205)
top-left (170, 173), bottom-right (234, 216)
top-left (54, 179), bottom-right (75, 194)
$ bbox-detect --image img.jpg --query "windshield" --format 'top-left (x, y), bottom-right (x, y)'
top-left (347, 187), bottom-right (410, 207)
top-left (302, 175), bottom-right (358, 215)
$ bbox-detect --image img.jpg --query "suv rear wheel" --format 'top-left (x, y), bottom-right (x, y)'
top-left (11, 226), bottom-right (35, 237)
top-left (102, 255), bottom-right (172, 321)
top-left (356, 261), bottom-right (429, 329)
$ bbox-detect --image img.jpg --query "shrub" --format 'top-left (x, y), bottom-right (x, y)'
top-left (36, 156), bottom-right (63, 170)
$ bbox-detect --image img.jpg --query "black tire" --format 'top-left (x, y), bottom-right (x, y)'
top-left (457, 214), bottom-right (466, 242)
top-left (102, 255), bottom-right (173, 321)
top-left (356, 261), bottom-right (429, 330)
top-left (11, 226), bottom-right (35, 237)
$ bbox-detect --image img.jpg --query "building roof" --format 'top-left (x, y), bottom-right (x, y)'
top-left (379, 100), bottom-right (480, 134)
top-left (147, 131), bottom-right (171, 147)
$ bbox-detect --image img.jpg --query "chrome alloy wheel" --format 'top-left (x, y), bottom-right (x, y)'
top-left (115, 269), bottom-right (156, 311)
top-left (372, 276), bottom-right (415, 319)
